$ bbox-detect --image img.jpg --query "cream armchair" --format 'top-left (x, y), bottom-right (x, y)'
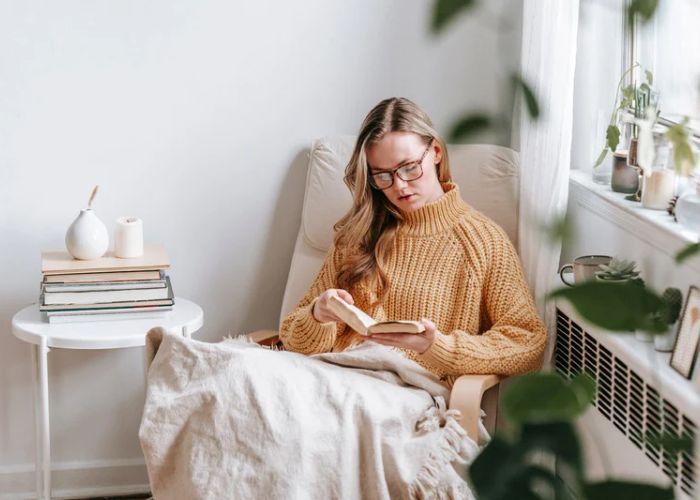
top-left (248, 136), bottom-right (520, 442)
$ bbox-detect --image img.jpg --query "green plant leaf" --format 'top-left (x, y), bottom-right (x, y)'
top-left (675, 242), bottom-right (700, 263)
top-left (628, 0), bottom-right (660, 25)
top-left (512, 74), bottom-right (540, 120)
top-left (519, 421), bottom-right (583, 472)
top-left (543, 213), bottom-right (572, 245)
top-left (469, 437), bottom-right (569, 500)
top-left (665, 118), bottom-right (697, 175)
top-left (431, 0), bottom-right (477, 33)
top-left (606, 125), bottom-right (621, 152)
top-left (593, 147), bottom-right (609, 169)
top-left (570, 372), bottom-right (596, 407)
top-left (502, 373), bottom-right (594, 424)
top-left (646, 432), bottom-right (695, 459)
top-left (645, 69), bottom-right (654, 85)
top-left (469, 436), bottom-right (520, 499)
top-left (549, 281), bottom-right (665, 333)
top-left (448, 113), bottom-right (491, 142)
top-left (583, 480), bottom-right (673, 500)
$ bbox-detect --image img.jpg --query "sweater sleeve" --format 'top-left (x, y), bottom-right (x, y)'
top-left (418, 226), bottom-right (547, 377)
top-left (279, 244), bottom-right (344, 354)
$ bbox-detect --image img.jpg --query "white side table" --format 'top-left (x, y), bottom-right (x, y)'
top-left (11, 297), bottom-right (204, 500)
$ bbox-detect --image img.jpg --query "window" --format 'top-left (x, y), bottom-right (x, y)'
top-left (571, 1), bottom-right (699, 173)
top-left (633, 0), bottom-right (700, 134)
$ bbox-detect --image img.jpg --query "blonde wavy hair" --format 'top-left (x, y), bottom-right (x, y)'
top-left (333, 97), bottom-right (452, 309)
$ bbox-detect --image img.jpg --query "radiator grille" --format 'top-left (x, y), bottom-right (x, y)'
top-left (555, 309), bottom-right (697, 497)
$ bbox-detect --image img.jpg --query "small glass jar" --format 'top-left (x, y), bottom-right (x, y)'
top-left (611, 150), bottom-right (639, 193)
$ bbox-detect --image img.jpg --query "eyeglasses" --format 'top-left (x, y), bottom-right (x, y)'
top-left (368, 142), bottom-right (432, 190)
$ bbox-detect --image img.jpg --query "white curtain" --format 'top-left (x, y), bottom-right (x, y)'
top-left (517, 0), bottom-right (579, 365)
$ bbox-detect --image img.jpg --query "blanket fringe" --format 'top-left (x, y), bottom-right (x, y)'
top-left (222, 334), bottom-right (284, 351)
top-left (410, 397), bottom-right (477, 499)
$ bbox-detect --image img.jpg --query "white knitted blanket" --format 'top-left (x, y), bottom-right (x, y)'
top-left (139, 329), bottom-right (478, 499)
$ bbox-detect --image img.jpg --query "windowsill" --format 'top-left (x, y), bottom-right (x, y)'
top-left (569, 169), bottom-right (700, 272)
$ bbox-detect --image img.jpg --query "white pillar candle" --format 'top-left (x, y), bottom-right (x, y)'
top-left (641, 169), bottom-right (675, 210)
top-left (114, 216), bottom-right (144, 258)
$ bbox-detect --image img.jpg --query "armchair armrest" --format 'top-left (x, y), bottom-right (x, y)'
top-left (449, 374), bottom-right (502, 443)
top-left (246, 329), bottom-right (280, 346)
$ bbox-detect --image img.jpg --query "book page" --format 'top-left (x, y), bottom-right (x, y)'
top-left (327, 295), bottom-right (376, 335)
top-left (368, 321), bottom-right (425, 334)
top-left (327, 296), bottom-right (425, 335)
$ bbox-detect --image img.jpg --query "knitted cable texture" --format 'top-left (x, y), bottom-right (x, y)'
top-left (279, 182), bottom-right (546, 385)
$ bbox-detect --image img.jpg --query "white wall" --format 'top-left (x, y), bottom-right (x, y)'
top-left (0, 1), bottom-right (522, 496)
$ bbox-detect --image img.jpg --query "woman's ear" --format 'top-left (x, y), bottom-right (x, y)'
top-left (432, 142), bottom-right (443, 164)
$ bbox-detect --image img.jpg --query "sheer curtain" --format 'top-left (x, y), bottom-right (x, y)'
top-left (517, 0), bottom-right (579, 364)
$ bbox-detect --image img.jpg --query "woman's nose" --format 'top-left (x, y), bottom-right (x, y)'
top-left (393, 174), bottom-right (409, 189)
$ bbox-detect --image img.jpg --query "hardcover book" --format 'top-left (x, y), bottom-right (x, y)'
top-left (43, 270), bottom-right (164, 284)
top-left (41, 245), bottom-right (170, 275)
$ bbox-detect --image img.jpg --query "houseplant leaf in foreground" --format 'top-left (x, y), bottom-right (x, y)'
top-left (431, 0), bottom-right (477, 33)
top-left (583, 480), bottom-right (673, 500)
top-left (549, 281), bottom-right (664, 332)
top-left (448, 113), bottom-right (491, 142)
top-left (675, 242), bottom-right (700, 263)
top-left (502, 373), bottom-right (595, 424)
top-left (469, 436), bottom-right (573, 500)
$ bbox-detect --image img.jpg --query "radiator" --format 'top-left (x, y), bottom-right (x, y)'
top-left (554, 304), bottom-right (698, 499)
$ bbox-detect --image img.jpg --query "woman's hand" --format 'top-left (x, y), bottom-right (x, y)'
top-left (369, 318), bottom-right (438, 354)
top-left (312, 289), bottom-right (355, 323)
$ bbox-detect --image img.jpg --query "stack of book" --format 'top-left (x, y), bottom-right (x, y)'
top-left (40, 245), bottom-right (174, 324)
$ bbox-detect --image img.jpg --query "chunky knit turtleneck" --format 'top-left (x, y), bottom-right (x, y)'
top-left (280, 182), bottom-right (546, 384)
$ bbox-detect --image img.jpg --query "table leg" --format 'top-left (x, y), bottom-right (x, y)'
top-left (32, 339), bottom-right (51, 500)
top-left (30, 345), bottom-right (42, 498)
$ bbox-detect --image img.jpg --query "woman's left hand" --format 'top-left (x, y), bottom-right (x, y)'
top-left (369, 318), bottom-right (438, 354)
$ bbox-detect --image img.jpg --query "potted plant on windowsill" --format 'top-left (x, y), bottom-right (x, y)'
top-left (595, 258), bottom-right (651, 340)
top-left (593, 63), bottom-right (656, 196)
top-left (594, 257), bottom-right (641, 284)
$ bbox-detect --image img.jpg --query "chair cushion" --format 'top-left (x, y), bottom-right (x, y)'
top-left (301, 136), bottom-right (519, 251)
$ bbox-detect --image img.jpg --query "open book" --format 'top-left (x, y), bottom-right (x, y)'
top-left (327, 295), bottom-right (425, 335)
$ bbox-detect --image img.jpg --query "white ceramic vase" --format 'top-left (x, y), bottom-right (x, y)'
top-left (65, 209), bottom-right (109, 260)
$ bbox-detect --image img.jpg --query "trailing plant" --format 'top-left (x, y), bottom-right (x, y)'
top-left (594, 64), bottom-right (655, 169)
top-left (665, 118), bottom-right (698, 176)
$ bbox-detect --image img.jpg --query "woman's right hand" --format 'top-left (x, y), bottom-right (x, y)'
top-left (312, 289), bottom-right (354, 323)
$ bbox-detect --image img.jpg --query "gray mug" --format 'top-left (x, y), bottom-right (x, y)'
top-left (559, 255), bottom-right (612, 287)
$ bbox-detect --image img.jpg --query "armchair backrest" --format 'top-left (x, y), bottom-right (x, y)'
top-left (278, 136), bottom-right (519, 328)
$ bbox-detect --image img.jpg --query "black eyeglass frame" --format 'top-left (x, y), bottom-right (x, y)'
top-left (368, 141), bottom-right (433, 190)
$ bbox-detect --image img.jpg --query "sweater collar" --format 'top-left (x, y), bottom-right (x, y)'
top-left (398, 182), bottom-right (468, 236)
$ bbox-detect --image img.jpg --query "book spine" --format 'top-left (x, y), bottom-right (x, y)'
top-left (42, 280), bottom-right (167, 293)
top-left (48, 311), bottom-right (170, 324)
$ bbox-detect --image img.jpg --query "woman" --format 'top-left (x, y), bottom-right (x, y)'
top-left (280, 97), bottom-right (546, 385)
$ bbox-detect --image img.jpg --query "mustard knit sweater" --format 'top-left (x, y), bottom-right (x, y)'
top-left (280, 182), bottom-right (546, 384)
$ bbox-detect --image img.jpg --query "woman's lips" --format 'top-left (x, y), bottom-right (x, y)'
top-left (399, 194), bottom-right (414, 201)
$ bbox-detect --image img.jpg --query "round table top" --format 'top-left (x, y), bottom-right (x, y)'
top-left (11, 298), bottom-right (204, 350)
